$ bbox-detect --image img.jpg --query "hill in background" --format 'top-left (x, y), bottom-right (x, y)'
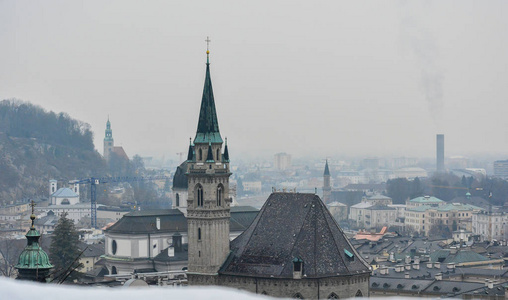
top-left (0, 99), bottom-right (108, 204)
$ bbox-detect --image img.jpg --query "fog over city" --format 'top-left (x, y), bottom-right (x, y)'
top-left (1, 1), bottom-right (507, 160)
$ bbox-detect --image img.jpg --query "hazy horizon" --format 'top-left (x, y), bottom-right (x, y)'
top-left (1, 1), bottom-right (508, 161)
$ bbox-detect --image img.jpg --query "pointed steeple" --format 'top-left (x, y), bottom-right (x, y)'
top-left (223, 137), bottom-right (230, 162)
top-left (187, 138), bottom-right (194, 161)
top-left (324, 160), bottom-right (330, 176)
top-left (194, 45), bottom-right (223, 144)
top-left (105, 117), bottom-right (113, 141)
top-left (206, 141), bottom-right (214, 162)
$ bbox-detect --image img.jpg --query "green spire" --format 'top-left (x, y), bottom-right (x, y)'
top-left (105, 116), bottom-right (113, 141)
top-left (206, 141), bottom-right (214, 162)
top-left (223, 137), bottom-right (229, 162)
top-left (194, 43), bottom-right (223, 144)
top-left (15, 200), bottom-right (53, 282)
top-left (324, 160), bottom-right (330, 176)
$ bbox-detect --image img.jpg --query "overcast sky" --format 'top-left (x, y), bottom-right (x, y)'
top-left (1, 1), bottom-right (507, 161)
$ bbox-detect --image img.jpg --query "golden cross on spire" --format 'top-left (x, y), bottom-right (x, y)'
top-left (205, 36), bottom-right (211, 64)
top-left (205, 36), bottom-right (211, 52)
top-left (30, 199), bottom-right (36, 215)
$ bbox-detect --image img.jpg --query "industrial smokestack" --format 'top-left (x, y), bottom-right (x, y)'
top-left (436, 134), bottom-right (444, 172)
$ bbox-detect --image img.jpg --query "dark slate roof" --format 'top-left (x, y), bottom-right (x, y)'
top-left (172, 161), bottom-right (188, 189)
top-left (154, 245), bottom-right (188, 262)
top-left (449, 196), bottom-right (490, 210)
top-left (194, 60), bottom-right (222, 144)
top-left (78, 242), bottom-right (105, 258)
top-left (105, 209), bottom-right (187, 234)
top-left (370, 277), bottom-right (432, 293)
top-left (430, 249), bottom-right (489, 264)
top-left (220, 193), bottom-right (370, 279)
top-left (105, 206), bottom-right (258, 235)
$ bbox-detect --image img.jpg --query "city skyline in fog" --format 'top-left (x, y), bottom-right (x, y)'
top-left (1, 1), bottom-right (508, 160)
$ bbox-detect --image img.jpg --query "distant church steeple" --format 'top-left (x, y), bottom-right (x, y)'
top-left (187, 38), bottom-right (232, 284)
top-left (103, 116), bottom-right (114, 160)
top-left (323, 159), bottom-right (331, 203)
top-left (15, 200), bottom-right (53, 282)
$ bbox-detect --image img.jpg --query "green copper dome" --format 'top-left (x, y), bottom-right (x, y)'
top-left (15, 210), bottom-right (53, 281)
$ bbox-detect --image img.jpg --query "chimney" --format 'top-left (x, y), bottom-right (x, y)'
top-left (434, 262), bottom-right (441, 269)
top-left (435, 273), bottom-right (442, 281)
top-left (405, 273), bottom-right (410, 279)
top-left (413, 263), bottom-right (420, 270)
top-left (390, 252), bottom-right (395, 262)
top-left (380, 266), bottom-right (388, 275)
top-left (437, 134), bottom-right (445, 172)
top-left (447, 263), bottom-right (455, 269)
top-left (488, 280), bottom-right (494, 289)
top-left (405, 264), bottom-right (411, 271)
top-left (427, 262), bottom-right (433, 269)
top-left (414, 256), bottom-right (420, 264)
top-left (405, 256), bottom-right (411, 264)
top-left (395, 265), bottom-right (404, 273)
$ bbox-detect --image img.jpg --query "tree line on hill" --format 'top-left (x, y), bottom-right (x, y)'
top-left (387, 173), bottom-right (508, 206)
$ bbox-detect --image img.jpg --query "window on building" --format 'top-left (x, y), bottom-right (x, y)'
top-left (293, 293), bottom-right (304, 299)
top-left (111, 266), bottom-right (117, 275)
top-left (196, 185), bottom-right (204, 206)
top-left (176, 193), bottom-right (180, 207)
top-left (198, 228), bottom-right (202, 241)
top-left (216, 148), bottom-right (220, 161)
top-left (217, 185), bottom-right (223, 206)
top-left (199, 148), bottom-right (203, 161)
top-left (112, 240), bottom-right (117, 255)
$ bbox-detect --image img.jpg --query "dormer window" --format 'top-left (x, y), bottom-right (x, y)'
top-left (345, 249), bottom-right (354, 261)
top-left (293, 257), bottom-right (303, 279)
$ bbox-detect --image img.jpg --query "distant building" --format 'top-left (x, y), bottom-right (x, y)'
top-left (393, 167), bottom-right (428, 180)
top-left (322, 160), bottom-right (331, 203)
top-left (274, 152), bottom-right (291, 170)
top-left (362, 194), bottom-right (393, 206)
top-left (405, 197), bottom-right (482, 236)
top-left (103, 117), bottom-right (128, 161)
top-left (494, 160), bottom-right (508, 179)
top-left (40, 180), bottom-right (91, 224)
top-left (349, 202), bottom-right (397, 230)
top-left (327, 201), bottom-right (348, 222)
top-left (472, 209), bottom-right (508, 241)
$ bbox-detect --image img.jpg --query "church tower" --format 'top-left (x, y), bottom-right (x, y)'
top-left (103, 117), bottom-right (114, 160)
top-left (187, 41), bottom-right (232, 285)
top-left (323, 159), bottom-right (331, 203)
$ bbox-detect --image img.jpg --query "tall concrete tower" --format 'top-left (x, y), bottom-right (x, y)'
top-left (187, 44), bottom-right (232, 285)
top-left (103, 117), bottom-right (114, 160)
top-left (323, 160), bottom-right (331, 203)
top-left (436, 134), bottom-right (445, 172)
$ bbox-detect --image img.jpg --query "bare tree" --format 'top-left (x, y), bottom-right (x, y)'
top-left (0, 238), bottom-right (24, 277)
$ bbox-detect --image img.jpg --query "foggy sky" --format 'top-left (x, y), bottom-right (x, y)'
top-left (1, 1), bottom-right (507, 161)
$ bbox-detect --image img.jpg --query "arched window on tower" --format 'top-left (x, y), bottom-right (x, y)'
top-left (217, 185), bottom-right (223, 206)
top-left (216, 148), bottom-right (220, 161)
top-left (175, 193), bottom-right (180, 207)
top-left (196, 185), bottom-right (204, 207)
top-left (198, 228), bottom-right (202, 241)
top-left (199, 148), bottom-right (203, 161)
